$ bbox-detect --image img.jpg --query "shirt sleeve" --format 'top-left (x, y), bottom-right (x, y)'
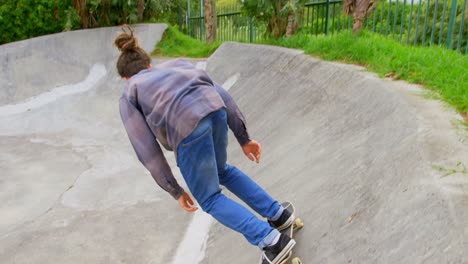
top-left (119, 97), bottom-right (184, 200)
top-left (213, 83), bottom-right (251, 146)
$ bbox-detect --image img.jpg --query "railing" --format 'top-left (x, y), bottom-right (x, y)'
top-left (185, 0), bottom-right (468, 54)
top-left (303, 0), bottom-right (353, 35)
top-left (364, 0), bottom-right (467, 53)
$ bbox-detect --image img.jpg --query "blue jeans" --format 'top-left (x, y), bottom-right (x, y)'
top-left (177, 109), bottom-right (281, 248)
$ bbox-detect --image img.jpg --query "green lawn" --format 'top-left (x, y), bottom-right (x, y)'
top-left (152, 25), bottom-right (220, 58)
top-left (153, 27), bottom-right (468, 118)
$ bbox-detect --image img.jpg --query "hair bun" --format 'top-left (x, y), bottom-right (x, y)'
top-left (114, 25), bottom-right (139, 52)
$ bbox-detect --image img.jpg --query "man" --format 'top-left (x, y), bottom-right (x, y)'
top-left (115, 26), bottom-right (295, 264)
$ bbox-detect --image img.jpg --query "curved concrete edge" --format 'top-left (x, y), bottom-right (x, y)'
top-left (202, 42), bottom-right (468, 263)
top-left (0, 23), bottom-right (167, 105)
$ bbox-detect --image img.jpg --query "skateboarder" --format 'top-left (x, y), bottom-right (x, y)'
top-left (114, 26), bottom-right (295, 264)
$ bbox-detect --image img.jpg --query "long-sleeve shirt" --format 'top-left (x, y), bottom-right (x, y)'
top-left (119, 59), bottom-right (250, 199)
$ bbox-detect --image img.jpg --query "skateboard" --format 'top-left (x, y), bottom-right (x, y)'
top-left (279, 202), bottom-right (304, 264)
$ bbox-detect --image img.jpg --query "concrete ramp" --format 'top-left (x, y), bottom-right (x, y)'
top-left (0, 26), bottom-right (467, 264)
top-left (203, 43), bottom-right (468, 263)
top-left (0, 24), bottom-right (197, 264)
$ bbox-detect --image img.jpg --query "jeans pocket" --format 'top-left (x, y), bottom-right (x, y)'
top-left (180, 127), bottom-right (213, 166)
top-left (182, 127), bottom-right (212, 148)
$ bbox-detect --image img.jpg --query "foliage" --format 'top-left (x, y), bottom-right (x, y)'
top-left (68, 0), bottom-right (185, 28)
top-left (240, 0), bottom-right (308, 38)
top-left (0, 0), bottom-right (73, 44)
top-left (218, 0), bottom-right (239, 10)
top-left (144, 0), bottom-right (185, 24)
top-left (0, 0), bottom-right (186, 44)
top-left (152, 25), bottom-right (220, 58)
top-left (64, 5), bottom-right (82, 31)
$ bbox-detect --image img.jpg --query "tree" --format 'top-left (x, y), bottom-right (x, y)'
top-left (241, 0), bottom-right (307, 38)
top-left (205, 0), bottom-right (217, 44)
top-left (282, 0), bottom-right (302, 37)
top-left (74, 0), bottom-right (89, 28)
top-left (0, 0), bottom-right (70, 44)
top-left (343, 0), bottom-right (377, 33)
top-left (1, 0), bottom-right (186, 44)
top-left (137, 0), bottom-right (145, 22)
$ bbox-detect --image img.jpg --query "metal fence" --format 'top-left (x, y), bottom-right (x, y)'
top-left (185, 0), bottom-right (468, 54)
top-left (303, 0), bottom-right (353, 35)
top-left (185, 2), bottom-right (265, 43)
top-left (365, 0), bottom-right (467, 53)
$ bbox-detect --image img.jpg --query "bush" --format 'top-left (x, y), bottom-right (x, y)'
top-left (0, 0), bottom-right (72, 44)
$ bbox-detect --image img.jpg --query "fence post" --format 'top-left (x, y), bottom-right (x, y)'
top-left (178, 6), bottom-right (183, 31)
top-left (414, 0), bottom-right (423, 45)
top-left (430, 0), bottom-right (439, 45)
top-left (200, 0), bottom-right (205, 41)
top-left (392, 0), bottom-right (399, 38)
top-left (386, 0), bottom-right (392, 36)
top-left (422, 0), bottom-right (431, 46)
top-left (439, 0), bottom-right (448, 46)
top-left (249, 17), bottom-right (254, 43)
top-left (326, 0), bottom-right (330, 35)
top-left (187, 0), bottom-right (191, 36)
top-left (446, 0), bottom-right (458, 49)
top-left (399, 0), bottom-right (407, 42)
top-left (456, 0), bottom-right (467, 51)
top-left (407, 0), bottom-right (415, 44)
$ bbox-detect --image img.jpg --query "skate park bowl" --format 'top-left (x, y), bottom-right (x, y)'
top-left (0, 23), bottom-right (467, 263)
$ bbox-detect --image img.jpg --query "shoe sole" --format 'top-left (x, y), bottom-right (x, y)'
top-left (271, 238), bottom-right (296, 264)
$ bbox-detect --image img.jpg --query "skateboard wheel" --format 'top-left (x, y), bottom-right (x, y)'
top-left (295, 218), bottom-right (304, 229)
top-left (292, 257), bottom-right (302, 264)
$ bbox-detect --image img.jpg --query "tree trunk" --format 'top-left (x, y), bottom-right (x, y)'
top-left (101, 0), bottom-right (111, 26)
top-left (212, 0), bottom-right (217, 41)
top-left (285, 12), bottom-right (294, 38)
top-left (462, 112), bottom-right (468, 123)
top-left (343, 0), bottom-right (376, 33)
top-left (205, 0), bottom-right (217, 44)
top-left (74, 0), bottom-right (88, 29)
top-left (137, 0), bottom-right (145, 22)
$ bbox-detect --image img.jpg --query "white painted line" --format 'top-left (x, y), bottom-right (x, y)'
top-left (0, 64), bottom-right (106, 116)
top-left (221, 73), bottom-right (240, 91)
top-left (171, 211), bottom-right (214, 264)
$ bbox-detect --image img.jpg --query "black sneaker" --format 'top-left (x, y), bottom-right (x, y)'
top-left (260, 234), bottom-right (296, 264)
top-left (268, 204), bottom-right (295, 231)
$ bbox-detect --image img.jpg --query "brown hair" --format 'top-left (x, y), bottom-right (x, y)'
top-left (114, 25), bottom-right (151, 78)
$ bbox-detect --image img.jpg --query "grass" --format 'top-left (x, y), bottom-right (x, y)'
top-left (432, 162), bottom-right (468, 177)
top-left (152, 27), bottom-right (468, 117)
top-left (151, 25), bottom-right (220, 58)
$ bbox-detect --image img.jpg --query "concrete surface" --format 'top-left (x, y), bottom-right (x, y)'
top-left (0, 24), bottom-right (192, 264)
top-left (0, 24), bottom-right (467, 264)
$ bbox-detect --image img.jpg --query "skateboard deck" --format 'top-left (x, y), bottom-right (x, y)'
top-left (279, 202), bottom-right (304, 264)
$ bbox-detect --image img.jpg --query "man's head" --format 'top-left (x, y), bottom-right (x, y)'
top-left (114, 25), bottom-right (151, 79)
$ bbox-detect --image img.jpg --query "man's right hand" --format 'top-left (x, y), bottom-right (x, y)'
top-left (242, 140), bottom-right (262, 164)
top-left (177, 192), bottom-right (198, 212)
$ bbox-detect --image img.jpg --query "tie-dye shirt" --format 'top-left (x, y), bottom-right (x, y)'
top-left (119, 59), bottom-right (250, 199)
